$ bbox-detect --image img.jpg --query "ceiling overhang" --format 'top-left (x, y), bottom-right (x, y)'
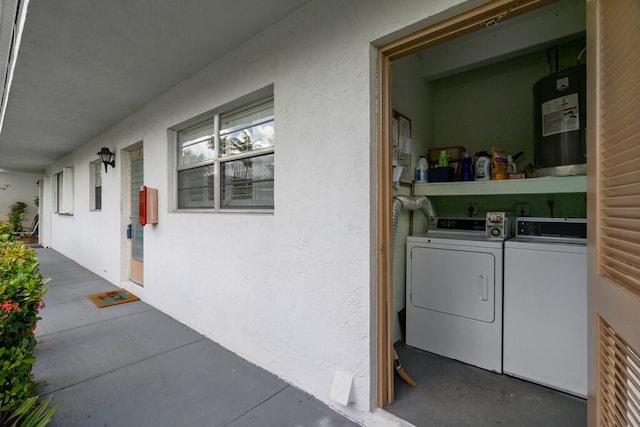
top-left (0, 0), bottom-right (310, 173)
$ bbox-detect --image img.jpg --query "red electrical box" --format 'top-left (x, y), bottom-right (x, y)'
top-left (138, 185), bottom-right (158, 226)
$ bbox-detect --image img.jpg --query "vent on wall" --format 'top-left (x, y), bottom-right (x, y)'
top-left (598, 317), bottom-right (640, 425)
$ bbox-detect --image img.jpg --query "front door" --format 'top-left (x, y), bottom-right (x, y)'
top-left (130, 147), bottom-right (144, 285)
top-left (587, 1), bottom-right (640, 424)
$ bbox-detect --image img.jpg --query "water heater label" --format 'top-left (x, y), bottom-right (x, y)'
top-left (541, 93), bottom-right (579, 137)
top-left (556, 77), bottom-right (569, 91)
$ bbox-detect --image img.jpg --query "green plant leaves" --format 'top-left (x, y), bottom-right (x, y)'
top-left (0, 241), bottom-right (54, 425)
top-left (2, 395), bottom-right (58, 427)
top-left (6, 203), bottom-right (27, 233)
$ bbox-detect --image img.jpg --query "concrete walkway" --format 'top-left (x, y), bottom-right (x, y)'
top-left (33, 248), bottom-right (360, 427)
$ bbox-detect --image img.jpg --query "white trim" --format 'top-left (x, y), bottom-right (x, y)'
top-left (0, 0), bottom-right (25, 133)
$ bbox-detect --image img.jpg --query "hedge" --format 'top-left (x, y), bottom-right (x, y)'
top-left (0, 221), bottom-right (56, 425)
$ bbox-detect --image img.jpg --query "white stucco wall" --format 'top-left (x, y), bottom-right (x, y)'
top-left (0, 171), bottom-right (40, 228)
top-left (42, 0), bottom-right (475, 423)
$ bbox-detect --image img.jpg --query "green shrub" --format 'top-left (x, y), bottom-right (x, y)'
top-left (0, 345), bottom-right (36, 413)
top-left (0, 223), bottom-right (13, 243)
top-left (0, 241), bottom-right (50, 421)
top-left (6, 203), bottom-right (27, 233)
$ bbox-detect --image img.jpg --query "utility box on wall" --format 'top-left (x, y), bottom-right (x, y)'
top-left (139, 185), bottom-right (158, 226)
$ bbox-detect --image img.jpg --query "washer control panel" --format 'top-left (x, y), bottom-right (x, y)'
top-left (515, 217), bottom-right (586, 241)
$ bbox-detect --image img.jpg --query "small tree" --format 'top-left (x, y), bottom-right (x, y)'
top-left (6, 202), bottom-right (27, 233)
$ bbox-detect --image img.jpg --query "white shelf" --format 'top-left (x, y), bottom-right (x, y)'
top-left (413, 175), bottom-right (586, 196)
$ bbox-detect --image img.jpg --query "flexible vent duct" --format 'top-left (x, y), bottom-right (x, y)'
top-left (392, 195), bottom-right (437, 253)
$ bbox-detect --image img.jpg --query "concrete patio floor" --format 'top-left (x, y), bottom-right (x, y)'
top-left (32, 248), bottom-right (361, 427)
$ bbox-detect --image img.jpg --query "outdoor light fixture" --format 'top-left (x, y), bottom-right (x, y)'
top-left (97, 147), bottom-right (115, 173)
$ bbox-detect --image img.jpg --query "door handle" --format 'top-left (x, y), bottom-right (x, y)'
top-left (478, 275), bottom-right (489, 301)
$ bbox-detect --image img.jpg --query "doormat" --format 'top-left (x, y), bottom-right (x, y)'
top-left (86, 288), bottom-right (139, 308)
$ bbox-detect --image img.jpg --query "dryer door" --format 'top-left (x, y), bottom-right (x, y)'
top-left (410, 245), bottom-right (496, 323)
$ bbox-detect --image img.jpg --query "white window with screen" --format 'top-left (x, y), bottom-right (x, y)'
top-left (175, 97), bottom-right (274, 211)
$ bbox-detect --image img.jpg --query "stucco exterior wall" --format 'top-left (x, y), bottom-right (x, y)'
top-left (42, 0), bottom-right (472, 422)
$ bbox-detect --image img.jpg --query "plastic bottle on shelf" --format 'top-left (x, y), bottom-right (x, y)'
top-left (438, 150), bottom-right (449, 167)
top-left (461, 152), bottom-right (473, 181)
top-left (506, 155), bottom-right (517, 175)
top-left (415, 156), bottom-right (428, 182)
top-left (475, 152), bottom-right (491, 181)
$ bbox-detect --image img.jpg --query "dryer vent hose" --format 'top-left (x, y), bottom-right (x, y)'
top-left (392, 195), bottom-right (437, 253)
top-left (391, 195), bottom-right (434, 389)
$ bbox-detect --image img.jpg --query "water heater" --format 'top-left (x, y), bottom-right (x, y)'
top-left (533, 63), bottom-right (586, 169)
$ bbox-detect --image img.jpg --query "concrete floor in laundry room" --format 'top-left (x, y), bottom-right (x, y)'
top-left (386, 342), bottom-right (587, 427)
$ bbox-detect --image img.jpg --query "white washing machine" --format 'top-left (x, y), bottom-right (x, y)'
top-left (503, 217), bottom-right (587, 398)
top-left (406, 218), bottom-right (504, 373)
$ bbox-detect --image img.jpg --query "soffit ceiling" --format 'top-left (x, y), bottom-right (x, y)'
top-left (0, 0), bottom-right (310, 173)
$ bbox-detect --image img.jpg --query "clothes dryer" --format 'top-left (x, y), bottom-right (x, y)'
top-left (406, 218), bottom-right (504, 373)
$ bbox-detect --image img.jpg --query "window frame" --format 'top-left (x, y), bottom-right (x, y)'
top-left (90, 160), bottom-right (102, 211)
top-left (53, 167), bottom-right (74, 215)
top-left (53, 172), bottom-right (62, 213)
top-left (172, 94), bottom-right (275, 213)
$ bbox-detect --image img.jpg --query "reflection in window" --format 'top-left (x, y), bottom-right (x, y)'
top-left (221, 154), bottom-right (274, 209)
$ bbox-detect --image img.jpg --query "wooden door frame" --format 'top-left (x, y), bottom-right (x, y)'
top-left (120, 142), bottom-right (144, 286)
top-left (129, 147), bottom-right (144, 285)
top-left (375, 0), bottom-right (557, 407)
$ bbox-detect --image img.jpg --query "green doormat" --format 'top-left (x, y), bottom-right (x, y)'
top-left (86, 288), bottom-right (139, 308)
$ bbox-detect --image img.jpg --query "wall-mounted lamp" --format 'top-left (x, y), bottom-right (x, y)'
top-left (97, 147), bottom-right (115, 173)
